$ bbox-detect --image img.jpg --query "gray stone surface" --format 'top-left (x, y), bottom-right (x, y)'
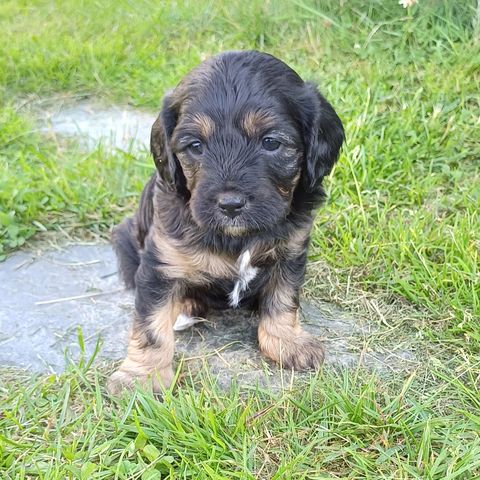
top-left (0, 244), bottom-right (416, 384)
top-left (37, 99), bottom-right (155, 152)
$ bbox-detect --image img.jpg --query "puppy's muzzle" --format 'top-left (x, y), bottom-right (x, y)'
top-left (217, 192), bottom-right (246, 219)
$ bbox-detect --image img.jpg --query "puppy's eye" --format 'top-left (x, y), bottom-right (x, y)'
top-left (262, 137), bottom-right (281, 151)
top-left (186, 141), bottom-right (203, 155)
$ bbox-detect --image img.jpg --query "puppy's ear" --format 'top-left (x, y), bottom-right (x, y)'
top-left (301, 83), bottom-right (345, 191)
top-left (150, 92), bottom-right (188, 196)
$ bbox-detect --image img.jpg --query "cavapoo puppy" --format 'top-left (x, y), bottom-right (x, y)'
top-left (108, 50), bottom-right (344, 393)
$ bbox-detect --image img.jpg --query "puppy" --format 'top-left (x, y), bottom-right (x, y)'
top-left (108, 50), bottom-right (344, 393)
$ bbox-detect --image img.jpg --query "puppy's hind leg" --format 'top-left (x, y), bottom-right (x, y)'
top-left (112, 173), bottom-right (157, 289)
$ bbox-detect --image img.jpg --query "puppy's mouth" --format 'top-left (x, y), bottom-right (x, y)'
top-left (212, 213), bottom-right (252, 236)
top-left (223, 227), bottom-right (249, 237)
top-left (221, 223), bottom-right (250, 237)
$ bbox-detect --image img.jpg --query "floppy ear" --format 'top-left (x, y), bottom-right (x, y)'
top-left (150, 92), bottom-right (188, 196)
top-left (301, 82), bottom-right (345, 191)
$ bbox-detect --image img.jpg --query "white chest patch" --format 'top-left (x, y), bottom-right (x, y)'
top-left (229, 250), bottom-right (258, 308)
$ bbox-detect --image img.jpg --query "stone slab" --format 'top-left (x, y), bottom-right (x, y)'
top-left (36, 98), bottom-right (155, 152)
top-left (0, 244), bottom-right (415, 386)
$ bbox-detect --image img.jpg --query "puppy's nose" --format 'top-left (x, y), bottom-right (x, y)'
top-left (217, 193), bottom-right (246, 218)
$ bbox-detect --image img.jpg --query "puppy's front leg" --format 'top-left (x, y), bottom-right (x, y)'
top-left (107, 307), bottom-right (178, 394)
top-left (258, 257), bottom-right (324, 371)
top-left (107, 260), bottom-right (180, 394)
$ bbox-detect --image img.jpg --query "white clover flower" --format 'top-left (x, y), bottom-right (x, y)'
top-left (399, 0), bottom-right (418, 7)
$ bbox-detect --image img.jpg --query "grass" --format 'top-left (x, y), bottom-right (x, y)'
top-left (2, 354), bottom-right (480, 479)
top-left (0, 0), bottom-right (479, 477)
top-left (0, 106), bottom-right (151, 252)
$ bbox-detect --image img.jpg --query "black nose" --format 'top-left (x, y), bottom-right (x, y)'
top-left (217, 193), bottom-right (246, 218)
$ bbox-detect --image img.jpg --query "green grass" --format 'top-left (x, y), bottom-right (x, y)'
top-left (2, 354), bottom-right (480, 479)
top-left (0, 106), bottom-right (151, 253)
top-left (1, 0), bottom-right (479, 478)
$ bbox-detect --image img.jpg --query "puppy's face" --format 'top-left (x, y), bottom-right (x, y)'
top-left (151, 51), bottom-right (344, 236)
top-left (172, 96), bottom-right (303, 235)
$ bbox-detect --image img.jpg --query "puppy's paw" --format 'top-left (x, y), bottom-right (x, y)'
top-left (279, 335), bottom-right (325, 371)
top-left (107, 366), bottom-right (174, 395)
top-left (259, 330), bottom-right (324, 371)
top-left (107, 369), bottom-right (138, 395)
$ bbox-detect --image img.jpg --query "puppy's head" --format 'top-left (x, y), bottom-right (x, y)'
top-left (151, 51), bottom-right (344, 236)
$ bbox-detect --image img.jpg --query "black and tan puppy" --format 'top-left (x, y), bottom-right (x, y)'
top-left (108, 50), bottom-right (344, 393)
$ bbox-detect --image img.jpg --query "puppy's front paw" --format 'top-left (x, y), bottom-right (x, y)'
top-left (259, 329), bottom-right (324, 371)
top-left (107, 369), bottom-right (138, 395)
top-left (107, 366), bottom-right (174, 395)
top-left (280, 334), bottom-right (325, 371)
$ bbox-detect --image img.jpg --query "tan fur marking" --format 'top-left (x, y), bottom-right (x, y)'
top-left (277, 171), bottom-right (301, 200)
top-left (176, 156), bottom-right (198, 190)
top-left (182, 297), bottom-right (207, 318)
top-left (152, 230), bottom-right (238, 282)
top-left (283, 223), bottom-right (311, 257)
top-left (222, 225), bottom-right (249, 236)
top-left (258, 310), bottom-right (300, 361)
top-left (241, 110), bottom-right (277, 137)
top-left (246, 239), bottom-right (278, 263)
top-left (189, 113), bottom-right (215, 139)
